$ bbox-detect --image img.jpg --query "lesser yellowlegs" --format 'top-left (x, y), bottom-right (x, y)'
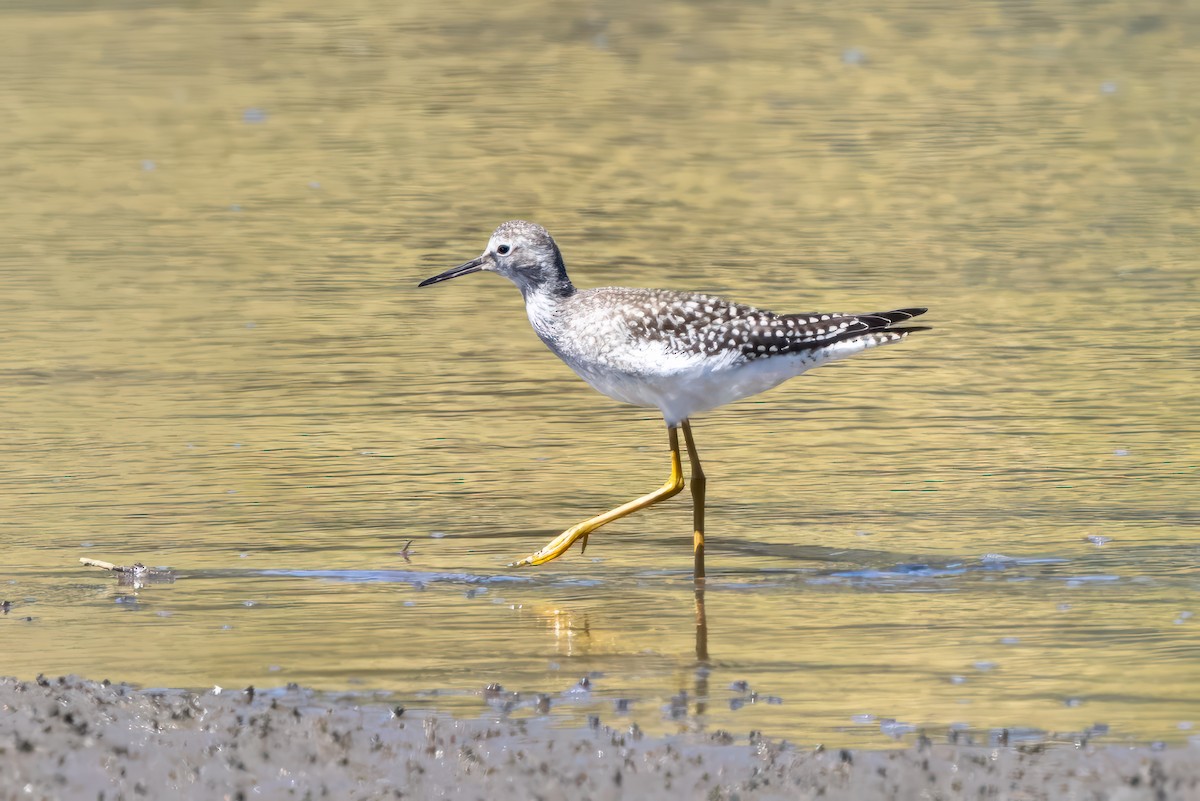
top-left (419, 221), bottom-right (928, 577)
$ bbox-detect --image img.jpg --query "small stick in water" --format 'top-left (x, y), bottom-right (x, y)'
top-left (79, 558), bottom-right (175, 583)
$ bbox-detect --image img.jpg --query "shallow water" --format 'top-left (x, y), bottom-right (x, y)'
top-left (2, 0), bottom-right (1198, 748)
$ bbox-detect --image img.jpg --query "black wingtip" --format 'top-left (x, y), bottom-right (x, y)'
top-left (870, 307), bottom-right (928, 324)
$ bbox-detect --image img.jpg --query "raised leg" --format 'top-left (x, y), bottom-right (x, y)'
top-left (680, 419), bottom-right (706, 581)
top-left (510, 425), bottom-right (685, 567)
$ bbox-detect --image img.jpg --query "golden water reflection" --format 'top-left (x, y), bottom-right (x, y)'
top-left (2, 0), bottom-right (1198, 747)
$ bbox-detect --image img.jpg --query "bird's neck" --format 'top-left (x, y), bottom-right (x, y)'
top-left (522, 279), bottom-right (576, 341)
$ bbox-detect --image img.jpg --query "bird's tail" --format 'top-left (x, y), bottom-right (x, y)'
top-left (855, 306), bottom-right (930, 342)
top-left (787, 307), bottom-right (929, 363)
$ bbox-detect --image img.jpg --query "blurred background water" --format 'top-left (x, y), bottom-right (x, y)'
top-left (1, 0), bottom-right (1197, 747)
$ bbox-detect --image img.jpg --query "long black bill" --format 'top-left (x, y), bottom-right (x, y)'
top-left (418, 257), bottom-right (485, 287)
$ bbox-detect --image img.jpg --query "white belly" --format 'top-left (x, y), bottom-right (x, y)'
top-left (559, 332), bottom-right (894, 425)
top-left (569, 350), bottom-right (829, 426)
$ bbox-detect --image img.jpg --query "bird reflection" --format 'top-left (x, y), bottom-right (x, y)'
top-left (528, 577), bottom-right (713, 726)
top-left (693, 579), bottom-right (709, 718)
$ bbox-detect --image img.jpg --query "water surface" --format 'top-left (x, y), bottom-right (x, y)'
top-left (1, 0), bottom-right (1197, 747)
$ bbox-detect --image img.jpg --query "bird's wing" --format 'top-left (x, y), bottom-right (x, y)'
top-left (738, 307), bottom-right (930, 359)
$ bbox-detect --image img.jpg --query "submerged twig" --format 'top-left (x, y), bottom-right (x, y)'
top-left (79, 558), bottom-right (176, 584)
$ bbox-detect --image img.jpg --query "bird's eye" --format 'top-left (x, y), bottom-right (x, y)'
top-left (496, 244), bottom-right (511, 255)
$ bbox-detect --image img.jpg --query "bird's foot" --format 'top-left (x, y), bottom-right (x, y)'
top-left (508, 525), bottom-right (590, 568)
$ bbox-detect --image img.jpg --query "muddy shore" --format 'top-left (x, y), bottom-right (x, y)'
top-left (1, 675), bottom-right (1196, 800)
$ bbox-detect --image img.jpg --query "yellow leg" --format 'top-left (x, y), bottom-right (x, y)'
top-left (510, 426), bottom-right (685, 567)
top-left (681, 419), bottom-right (706, 581)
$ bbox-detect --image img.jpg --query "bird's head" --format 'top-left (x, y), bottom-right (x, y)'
top-left (419, 220), bottom-right (571, 298)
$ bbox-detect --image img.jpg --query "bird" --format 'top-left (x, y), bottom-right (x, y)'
top-left (419, 220), bottom-right (928, 578)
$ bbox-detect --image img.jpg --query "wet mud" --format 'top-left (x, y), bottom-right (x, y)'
top-left (2, 676), bottom-right (1196, 800)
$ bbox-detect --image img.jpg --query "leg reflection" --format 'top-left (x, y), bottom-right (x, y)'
top-left (694, 581), bottom-right (709, 717)
top-left (694, 582), bottom-right (709, 661)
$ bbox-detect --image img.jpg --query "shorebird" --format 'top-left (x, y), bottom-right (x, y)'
top-left (419, 221), bottom-right (927, 578)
